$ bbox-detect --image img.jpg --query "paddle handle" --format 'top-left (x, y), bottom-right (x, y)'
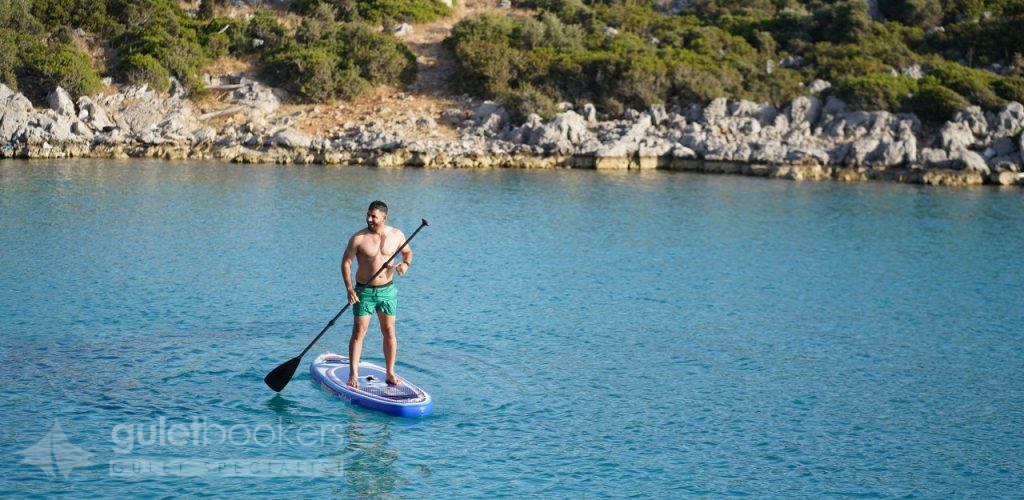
top-left (296, 219), bottom-right (428, 359)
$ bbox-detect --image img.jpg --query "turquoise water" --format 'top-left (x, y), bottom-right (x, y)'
top-left (1, 160), bottom-right (1022, 497)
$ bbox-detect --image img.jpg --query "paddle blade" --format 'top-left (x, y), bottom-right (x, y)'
top-left (264, 356), bottom-right (302, 392)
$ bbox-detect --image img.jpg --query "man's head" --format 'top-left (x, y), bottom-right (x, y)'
top-left (366, 200), bottom-right (388, 232)
top-left (368, 200), bottom-right (388, 214)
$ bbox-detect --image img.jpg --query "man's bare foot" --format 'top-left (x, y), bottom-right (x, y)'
top-left (347, 376), bottom-right (360, 389)
top-left (386, 373), bottom-right (402, 387)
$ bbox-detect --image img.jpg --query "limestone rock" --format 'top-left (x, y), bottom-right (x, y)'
top-left (46, 87), bottom-right (76, 116)
top-left (0, 84), bottom-right (34, 142)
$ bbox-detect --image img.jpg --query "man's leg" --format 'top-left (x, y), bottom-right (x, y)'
top-left (348, 315), bottom-right (371, 388)
top-left (379, 311), bottom-right (399, 385)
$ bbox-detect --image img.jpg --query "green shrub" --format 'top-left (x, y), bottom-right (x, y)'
top-left (334, 63), bottom-right (372, 99)
top-left (878, 0), bottom-right (944, 28)
top-left (835, 73), bottom-right (918, 112)
top-left (201, 30), bottom-right (232, 59)
top-left (336, 23), bottom-right (417, 86)
top-left (116, 52), bottom-right (172, 92)
top-left (260, 21), bottom-right (416, 101)
top-left (246, 9), bottom-right (289, 54)
top-left (1, 0), bottom-right (45, 33)
top-left (262, 47), bottom-right (339, 102)
top-left (668, 57), bottom-right (745, 104)
top-left (605, 49), bottom-right (669, 109)
top-left (993, 76), bottom-right (1024, 103)
top-left (296, 3), bottom-right (339, 47)
top-left (0, 29), bottom-right (20, 89)
top-left (448, 13), bottom-right (521, 96)
top-left (204, 18), bottom-right (249, 55)
top-left (516, 12), bottom-right (586, 53)
top-left (924, 13), bottom-right (1024, 68)
top-left (906, 77), bottom-right (971, 122)
top-left (499, 82), bottom-right (559, 122)
top-left (448, 11), bottom-right (518, 45)
top-left (18, 40), bottom-right (102, 101)
top-left (809, 0), bottom-right (873, 45)
top-left (528, 0), bottom-right (592, 25)
top-left (928, 61), bottom-right (1004, 109)
top-left (357, 0), bottom-right (452, 24)
top-left (741, 66), bottom-right (807, 107)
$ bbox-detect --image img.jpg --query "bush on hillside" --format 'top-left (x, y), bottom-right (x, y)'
top-left (261, 22), bottom-right (415, 101)
top-left (905, 78), bottom-right (971, 122)
top-left (835, 73), bottom-right (918, 112)
top-left (293, 0), bottom-right (451, 23)
top-left (809, 0), bottom-right (873, 45)
top-left (993, 76), bottom-right (1024, 103)
top-left (296, 3), bottom-right (339, 47)
top-left (336, 23), bottom-right (417, 86)
top-left (17, 40), bottom-right (101, 101)
top-left (878, 0), bottom-right (945, 29)
top-left (263, 47), bottom-right (338, 102)
top-left (116, 53), bottom-right (172, 92)
top-left (927, 61), bottom-right (1003, 109)
top-left (0, 29), bottom-right (20, 90)
top-left (245, 9), bottom-right (289, 54)
top-left (202, 18), bottom-right (249, 56)
top-left (357, 0), bottom-right (452, 24)
top-left (500, 83), bottom-right (560, 122)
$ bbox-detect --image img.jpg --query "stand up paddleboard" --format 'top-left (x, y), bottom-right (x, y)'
top-left (310, 353), bottom-right (433, 417)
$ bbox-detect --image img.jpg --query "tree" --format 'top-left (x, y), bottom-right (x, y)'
top-left (878, 0), bottom-right (944, 28)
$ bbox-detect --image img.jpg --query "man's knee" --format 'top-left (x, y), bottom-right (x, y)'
top-left (351, 320), bottom-right (371, 338)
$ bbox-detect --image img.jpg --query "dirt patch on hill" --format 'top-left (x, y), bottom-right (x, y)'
top-left (196, 0), bottom-right (517, 140)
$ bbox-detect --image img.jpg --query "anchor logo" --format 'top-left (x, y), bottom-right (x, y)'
top-left (17, 419), bottom-right (94, 480)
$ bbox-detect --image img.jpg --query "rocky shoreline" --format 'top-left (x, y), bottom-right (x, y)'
top-left (2, 78), bottom-right (1023, 187)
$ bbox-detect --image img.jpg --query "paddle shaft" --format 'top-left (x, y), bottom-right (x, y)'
top-left (265, 218), bottom-right (428, 391)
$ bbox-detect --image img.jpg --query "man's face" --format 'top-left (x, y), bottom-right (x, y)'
top-left (366, 209), bottom-right (386, 231)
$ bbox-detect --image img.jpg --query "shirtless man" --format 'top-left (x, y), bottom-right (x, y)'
top-left (341, 201), bottom-right (412, 389)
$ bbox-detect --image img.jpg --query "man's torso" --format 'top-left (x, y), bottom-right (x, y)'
top-left (353, 226), bottom-right (404, 285)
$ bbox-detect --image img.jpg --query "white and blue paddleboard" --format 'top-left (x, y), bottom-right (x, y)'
top-left (310, 353), bottom-right (433, 417)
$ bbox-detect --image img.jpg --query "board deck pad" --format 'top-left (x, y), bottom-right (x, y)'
top-left (310, 353), bottom-right (433, 417)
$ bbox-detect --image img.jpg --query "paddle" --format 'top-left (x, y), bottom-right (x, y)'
top-left (264, 218), bottom-right (429, 392)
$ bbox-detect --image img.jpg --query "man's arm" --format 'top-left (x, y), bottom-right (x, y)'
top-left (397, 229), bottom-right (412, 275)
top-left (341, 235), bottom-right (358, 303)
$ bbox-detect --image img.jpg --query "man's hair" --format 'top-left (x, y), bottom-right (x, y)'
top-left (368, 200), bottom-right (388, 213)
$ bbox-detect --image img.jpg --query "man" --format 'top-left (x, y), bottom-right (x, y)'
top-left (341, 201), bottom-right (412, 389)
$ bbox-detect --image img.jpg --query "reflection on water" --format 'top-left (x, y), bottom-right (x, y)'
top-left (339, 417), bottom-right (402, 496)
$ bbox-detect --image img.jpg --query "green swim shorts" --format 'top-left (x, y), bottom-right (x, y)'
top-left (353, 282), bottom-right (398, 317)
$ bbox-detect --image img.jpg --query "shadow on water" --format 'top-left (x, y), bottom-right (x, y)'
top-left (263, 394), bottom-right (301, 415)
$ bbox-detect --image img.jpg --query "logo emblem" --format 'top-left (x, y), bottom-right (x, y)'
top-left (18, 419), bottom-right (94, 479)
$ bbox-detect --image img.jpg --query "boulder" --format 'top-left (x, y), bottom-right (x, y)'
top-left (473, 101), bottom-right (509, 135)
top-left (954, 106), bottom-right (987, 136)
top-left (984, 136), bottom-right (1017, 159)
top-left (988, 101), bottom-right (1024, 138)
top-left (77, 96), bottom-right (115, 131)
top-left (0, 84), bottom-right (34, 142)
top-left (581, 103), bottom-right (598, 123)
top-left (702, 97), bottom-right (729, 123)
top-left (786, 95), bottom-right (822, 130)
top-left (269, 128), bottom-right (314, 149)
top-left (46, 87), bottom-right (76, 116)
top-left (526, 110), bottom-right (590, 154)
top-left (728, 99), bottom-right (778, 124)
top-left (939, 121), bottom-right (975, 151)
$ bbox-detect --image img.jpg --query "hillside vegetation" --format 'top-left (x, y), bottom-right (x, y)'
top-left (2, 0), bottom-right (1024, 125)
top-left (447, 0), bottom-right (1024, 121)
